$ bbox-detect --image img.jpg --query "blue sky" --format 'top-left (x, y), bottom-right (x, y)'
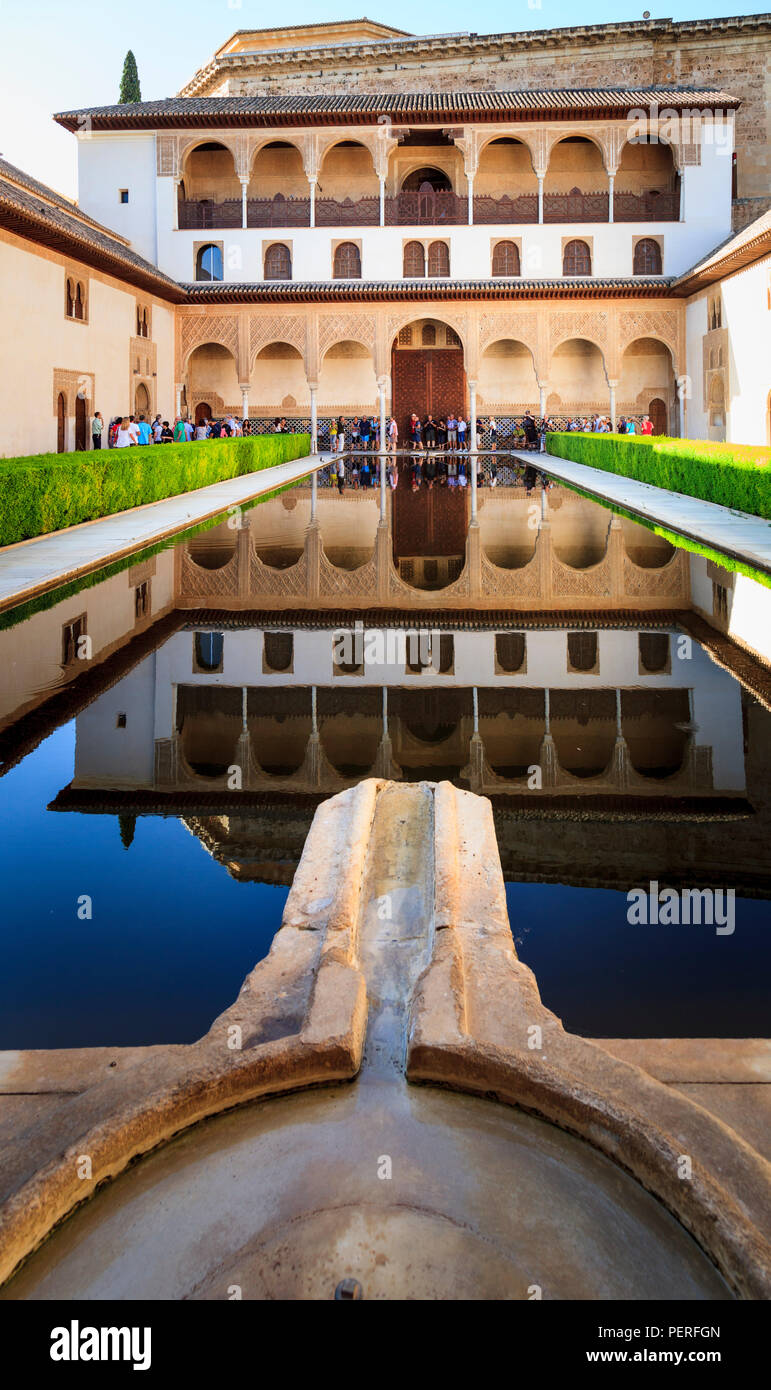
top-left (0, 1), bottom-right (762, 197)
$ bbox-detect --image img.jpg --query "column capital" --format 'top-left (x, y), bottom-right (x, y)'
top-left (467, 378), bottom-right (478, 390)
top-left (376, 375), bottom-right (389, 389)
top-left (306, 380), bottom-right (319, 391)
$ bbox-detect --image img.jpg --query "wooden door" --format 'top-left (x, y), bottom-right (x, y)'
top-left (391, 345), bottom-right (466, 440)
top-left (75, 395), bottom-right (87, 451)
top-left (649, 398), bottom-right (667, 436)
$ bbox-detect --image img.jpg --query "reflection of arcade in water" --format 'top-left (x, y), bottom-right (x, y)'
top-left (46, 618), bottom-right (771, 894)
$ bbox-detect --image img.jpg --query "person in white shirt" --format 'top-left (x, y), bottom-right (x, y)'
top-left (115, 417), bottom-right (132, 448)
top-left (127, 417), bottom-right (140, 445)
top-left (184, 419), bottom-right (194, 441)
top-left (195, 421), bottom-right (209, 440)
top-left (152, 415), bottom-right (163, 443)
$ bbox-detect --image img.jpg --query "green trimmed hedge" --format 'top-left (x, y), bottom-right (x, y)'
top-left (545, 433), bottom-right (771, 520)
top-left (0, 433), bottom-right (310, 547)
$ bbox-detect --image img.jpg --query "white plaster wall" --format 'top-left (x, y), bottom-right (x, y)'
top-left (690, 554), bottom-right (771, 664)
top-left (685, 255), bottom-right (771, 446)
top-left (77, 133), bottom-right (158, 265)
top-left (158, 212), bottom-right (729, 285)
top-left (90, 622), bottom-right (747, 792)
top-left (0, 233), bottom-right (176, 457)
top-left (73, 657), bottom-right (157, 787)
top-left (0, 549), bottom-right (174, 729)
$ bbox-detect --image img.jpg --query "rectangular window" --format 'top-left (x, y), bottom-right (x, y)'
top-left (119, 189), bottom-right (129, 204)
top-left (712, 582), bottom-right (729, 623)
top-left (135, 581), bottom-right (150, 622)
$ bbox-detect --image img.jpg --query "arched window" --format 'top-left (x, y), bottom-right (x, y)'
top-left (427, 241), bottom-right (449, 278)
top-left (492, 240), bottom-right (520, 277)
top-left (422, 324), bottom-right (436, 346)
top-left (633, 238), bottom-right (662, 275)
top-left (66, 279), bottom-right (74, 317)
top-left (264, 243), bottom-right (292, 280)
top-left (403, 241), bottom-right (425, 277)
top-left (398, 326), bottom-right (413, 346)
top-left (74, 283), bottom-right (84, 320)
top-left (445, 327), bottom-right (461, 347)
top-left (333, 242), bottom-right (361, 279)
top-left (142, 309), bottom-right (148, 337)
top-left (196, 244), bottom-right (223, 282)
top-left (562, 240), bottom-right (591, 276)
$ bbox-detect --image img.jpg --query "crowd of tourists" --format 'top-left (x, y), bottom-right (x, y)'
top-left (89, 408), bottom-right (653, 453)
top-left (317, 410), bottom-right (549, 455)
top-left (91, 412), bottom-right (256, 448)
top-left (567, 415), bottom-right (654, 434)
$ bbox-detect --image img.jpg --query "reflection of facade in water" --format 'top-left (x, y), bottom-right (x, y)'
top-left (64, 623), bottom-right (746, 801)
top-left (177, 487), bottom-right (690, 609)
top-left (39, 619), bottom-right (771, 889)
top-left (41, 618), bottom-right (771, 895)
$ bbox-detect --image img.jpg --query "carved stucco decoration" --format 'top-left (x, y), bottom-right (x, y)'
top-left (318, 549), bottom-right (378, 597)
top-left (249, 313), bottom-right (308, 367)
top-left (318, 311), bottom-right (377, 360)
top-left (178, 313), bottom-right (241, 376)
top-left (480, 549), bottom-right (541, 598)
top-left (478, 311), bottom-right (539, 363)
top-left (251, 550), bottom-right (309, 597)
top-left (617, 309), bottom-right (680, 362)
top-left (552, 554), bottom-right (613, 598)
top-left (386, 308), bottom-right (470, 358)
top-left (52, 367), bottom-right (95, 416)
top-left (156, 135), bottom-right (181, 178)
top-left (623, 550), bottom-right (689, 599)
top-left (549, 310), bottom-right (610, 357)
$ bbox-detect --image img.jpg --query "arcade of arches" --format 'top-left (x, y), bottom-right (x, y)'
top-left (178, 302), bottom-right (682, 436)
top-left (176, 131), bottom-right (679, 216)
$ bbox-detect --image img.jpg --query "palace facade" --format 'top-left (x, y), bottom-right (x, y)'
top-left (1, 16), bottom-right (770, 457)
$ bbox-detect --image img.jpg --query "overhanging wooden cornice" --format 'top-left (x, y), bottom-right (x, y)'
top-left (178, 277), bottom-right (676, 304)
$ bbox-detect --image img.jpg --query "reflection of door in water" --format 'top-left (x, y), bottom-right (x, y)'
top-left (75, 395), bottom-right (87, 451)
top-left (649, 398), bottom-right (667, 436)
top-left (57, 393), bottom-right (66, 453)
top-left (392, 475), bottom-right (469, 560)
top-left (195, 401), bottom-right (212, 426)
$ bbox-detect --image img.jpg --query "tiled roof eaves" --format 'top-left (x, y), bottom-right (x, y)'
top-left (0, 158), bottom-right (130, 243)
top-left (0, 177), bottom-right (186, 302)
top-left (54, 87), bottom-right (741, 131)
top-left (671, 216), bottom-right (771, 295)
top-left (178, 277), bottom-right (674, 303)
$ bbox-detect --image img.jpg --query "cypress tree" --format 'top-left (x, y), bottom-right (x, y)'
top-left (118, 814), bottom-right (137, 850)
top-left (119, 51), bottom-right (141, 104)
